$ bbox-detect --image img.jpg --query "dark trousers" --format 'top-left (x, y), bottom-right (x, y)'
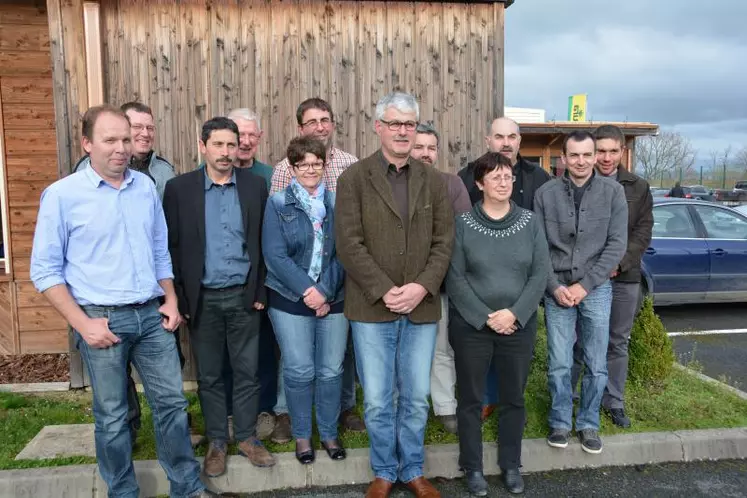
top-left (191, 286), bottom-right (261, 442)
top-left (223, 310), bottom-right (278, 416)
top-left (450, 308), bottom-right (535, 471)
top-left (571, 281), bottom-right (640, 409)
top-left (125, 321), bottom-right (188, 433)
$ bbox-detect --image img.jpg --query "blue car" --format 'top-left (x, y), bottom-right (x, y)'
top-left (641, 199), bottom-right (747, 306)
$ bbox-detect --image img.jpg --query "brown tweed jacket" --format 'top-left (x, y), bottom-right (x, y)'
top-left (335, 150), bottom-right (454, 323)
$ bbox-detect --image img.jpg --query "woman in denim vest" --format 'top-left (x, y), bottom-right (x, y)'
top-left (262, 136), bottom-right (347, 465)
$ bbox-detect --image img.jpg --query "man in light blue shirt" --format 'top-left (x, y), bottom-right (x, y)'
top-left (30, 104), bottom-right (214, 498)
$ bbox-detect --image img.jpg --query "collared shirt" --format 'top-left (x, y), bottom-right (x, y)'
top-left (380, 151), bottom-right (411, 233)
top-left (202, 169), bottom-right (250, 288)
top-left (30, 167), bottom-right (173, 306)
top-left (270, 146), bottom-right (358, 194)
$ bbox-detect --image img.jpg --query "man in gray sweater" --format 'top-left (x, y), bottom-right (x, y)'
top-left (534, 131), bottom-right (627, 455)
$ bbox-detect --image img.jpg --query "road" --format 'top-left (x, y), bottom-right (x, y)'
top-left (656, 302), bottom-right (747, 390)
top-left (231, 460), bottom-right (747, 497)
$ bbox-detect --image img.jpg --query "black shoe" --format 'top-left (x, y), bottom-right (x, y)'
top-left (546, 428), bottom-right (569, 448)
top-left (578, 429), bottom-right (603, 454)
top-left (502, 468), bottom-right (525, 494)
top-left (295, 442), bottom-right (315, 465)
top-left (465, 470), bottom-right (488, 496)
top-left (321, 439), bottom-right (347, 461)
top-left (606, 407), bottom-right (632, 428)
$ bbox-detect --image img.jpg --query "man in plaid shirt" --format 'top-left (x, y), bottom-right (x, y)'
top-left (268, 98), bottom-right (365, 444)
top-left (270, 98), bottom-right (358, 194)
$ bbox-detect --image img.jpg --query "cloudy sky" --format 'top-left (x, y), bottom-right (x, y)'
top-left (504, 0), bottom-right (747, 166)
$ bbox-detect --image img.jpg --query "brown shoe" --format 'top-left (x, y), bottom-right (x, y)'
top-left (271, 413), bottom-right (292, 444)
top-left (405, 477), bottom-right (441, 498)
top-left (340, 408), bottom-right (366, 432)
top-left (238, 436), bottom-right (276, 467)
top-left (203, 440), bottom-right (227, 477)
top-left (481, 404), bottom-right (496, 422)
top-left (365, 478), bottom-right (394, 498)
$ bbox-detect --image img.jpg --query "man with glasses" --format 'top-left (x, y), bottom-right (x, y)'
top-left (269, 98), bottom-right (365, 444)
top-left (72, 101), bottom-right (176, 446)
top-left (336, 92), bottom-right (454, 498)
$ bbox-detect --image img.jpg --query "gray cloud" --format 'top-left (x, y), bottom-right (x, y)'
top-left (504, 0), bottom-right (747, 155)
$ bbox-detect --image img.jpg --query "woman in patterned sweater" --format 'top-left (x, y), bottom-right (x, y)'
top-left (446, 152), bottom-right (549, 496)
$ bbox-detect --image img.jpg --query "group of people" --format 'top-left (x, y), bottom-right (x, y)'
top-left (30, 90), bottom-right (652, 498)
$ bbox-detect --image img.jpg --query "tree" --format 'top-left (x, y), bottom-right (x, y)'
top-left (736, 146), bottom-right (747, 173)
top-left (635, 131), bottom-right (696, 181)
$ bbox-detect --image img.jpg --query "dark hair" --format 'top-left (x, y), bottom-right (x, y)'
top-left (296, 98), bottom-right (335, 126)
top-left (81, 104), bottom-right (129, 140)
top-left (416, 122), bottom-right (439, 145)
top-left (593, 124), bottom-right (625, 146)
top-left (120, 101), bottom-right (153, 116)
top-left (200, 117), bottom-right (239, 144)
top-left (287, 136), bottom-right (327, 166)
top-left (473, 152), bottom-right (513, 185)
top-left (562, 130), bottom-right (596, 154)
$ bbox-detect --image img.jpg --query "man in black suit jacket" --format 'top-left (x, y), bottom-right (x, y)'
top-left (163, 117), bottom-right (274, 477)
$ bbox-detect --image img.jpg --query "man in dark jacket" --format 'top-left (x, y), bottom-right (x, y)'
top-left (670, 181), bottom-right (685, 198)
top-left (571, 125), bottom-right (653, 429)
top-left (458, 117), bottom-right (550, 210)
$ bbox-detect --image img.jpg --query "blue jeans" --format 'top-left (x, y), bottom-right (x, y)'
top-left (352, 317), bottom-right (437, 483)
top-left (269, 308), bottom-right (348, 440)
top-left (76, 301), bottom-right (203, 498)
top-left (546, 281), bottom-right (612, 432)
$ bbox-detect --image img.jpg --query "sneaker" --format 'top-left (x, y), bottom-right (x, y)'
top-left (270, 413), bottom-right (292, 444)
top-left (546, 428), bottom-right (569, 448)
top-left (340, 408), bottom-right (366, 432)
top-left (501, 468), bottom-right (524, 494)
top-left (437, 414), bottom-right (458, 434)
top-left (256, 411), bottom-right (276, 440)
top-left (238, 436), bottom-right (276, 467)
top-left (465, 470), bottom-right (488, 496)
top-left (203, 440), bottom-right (227, 477)
top-left (606, 407), bottom-right (632, 428)
top-left (578, 429), bottom-right (603, 454)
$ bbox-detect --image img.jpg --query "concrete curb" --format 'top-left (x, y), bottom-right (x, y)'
top-left (1, 428), bottom-right (746, 497)
top-left (0, 382), bottom-right (70, 393)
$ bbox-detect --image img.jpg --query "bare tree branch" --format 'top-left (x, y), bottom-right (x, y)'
top-left (635, 131), bottom-right (696, 181)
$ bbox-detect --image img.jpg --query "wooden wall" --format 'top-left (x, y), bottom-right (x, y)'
top-left (100, 0), bottom-right (506, 174)
top-left (0, 2), bottom-right (68, 354)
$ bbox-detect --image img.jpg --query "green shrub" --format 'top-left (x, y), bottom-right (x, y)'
top-left (628, 296), bottom-right (674, 386)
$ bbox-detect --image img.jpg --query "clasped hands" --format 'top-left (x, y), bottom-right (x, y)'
top-left (383, 283), bottom-right (427, 315)
top-left (487, 308), bottom-right (517, 335)
top-left (553, 283), bottom-right (588, 308)
top-left (304, 286), bottom-right (330, 317)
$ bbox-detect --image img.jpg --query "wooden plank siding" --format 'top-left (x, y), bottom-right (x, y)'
top-left (0, 1), bottom-right (66, 354)
top-left (99, 0), bottom-right (507, 174)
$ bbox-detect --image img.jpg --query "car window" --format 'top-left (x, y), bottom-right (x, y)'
top-left (652, 204), bottom-right (698, 238)
top-left (692, 205), bottom-right (747, 240)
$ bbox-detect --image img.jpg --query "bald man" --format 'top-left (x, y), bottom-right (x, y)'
top-left (459, 117), bottom-right (550, 211)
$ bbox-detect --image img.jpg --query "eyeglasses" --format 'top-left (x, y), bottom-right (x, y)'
top-left (486, 175), bottom-right (516, 185)
top-left (301, 118), bottom-right (333, 129)
top-left (294, 160), bottom-right (325, 172)
top-left (239, 132), bottom-right (261, 141)
top-left (131, 124), bottom-right (155, 133)
top-left (380, 119), bottom-right (418, 132)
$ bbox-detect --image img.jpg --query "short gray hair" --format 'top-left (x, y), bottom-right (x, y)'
top-left (227, 108), bottom-right (261, 130)
top-left (416, 122), bottom-right (439, 145)
top-left (375, 92), bottom-right (419, 121)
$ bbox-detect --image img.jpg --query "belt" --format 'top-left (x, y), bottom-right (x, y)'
top-left (82, 298), bottom-right (158, 312)
top-left (201, 284), bottom-right (246, 293)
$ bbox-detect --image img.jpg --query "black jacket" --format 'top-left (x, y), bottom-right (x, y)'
top-left (614, 166), bottom-right (654, 283)
top-left (163, 167), bottom-right (268, 324)
top-left (458, 153), bottom-right (550, 211)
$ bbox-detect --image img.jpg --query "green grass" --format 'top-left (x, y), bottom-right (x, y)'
top-left (3, 315), bottom-right (747, 470)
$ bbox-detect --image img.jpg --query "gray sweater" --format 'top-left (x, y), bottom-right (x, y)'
top-left (533, 173), bottom-right (628, 294)
top-left (446, 202), bottom-right (550, 330)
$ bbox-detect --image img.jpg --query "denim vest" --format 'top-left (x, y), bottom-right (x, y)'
top-left (263, 187), bottom-right (344, 304)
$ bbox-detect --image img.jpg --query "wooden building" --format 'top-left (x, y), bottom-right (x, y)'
top-left (0, 0), bottom-right (513, 374)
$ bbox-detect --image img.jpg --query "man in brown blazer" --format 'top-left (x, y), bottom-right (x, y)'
top-left (335, 92), bottom-right (454, 498)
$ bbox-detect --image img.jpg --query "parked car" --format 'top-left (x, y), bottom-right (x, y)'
top-left (713, 181), bottom-right (747, 206)
top-left (641, 199), bottom-right (747, 306)
top-left (650, 187), bottom-right (669, 198)
top-left (735, 205), bottom-right (747, 216)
